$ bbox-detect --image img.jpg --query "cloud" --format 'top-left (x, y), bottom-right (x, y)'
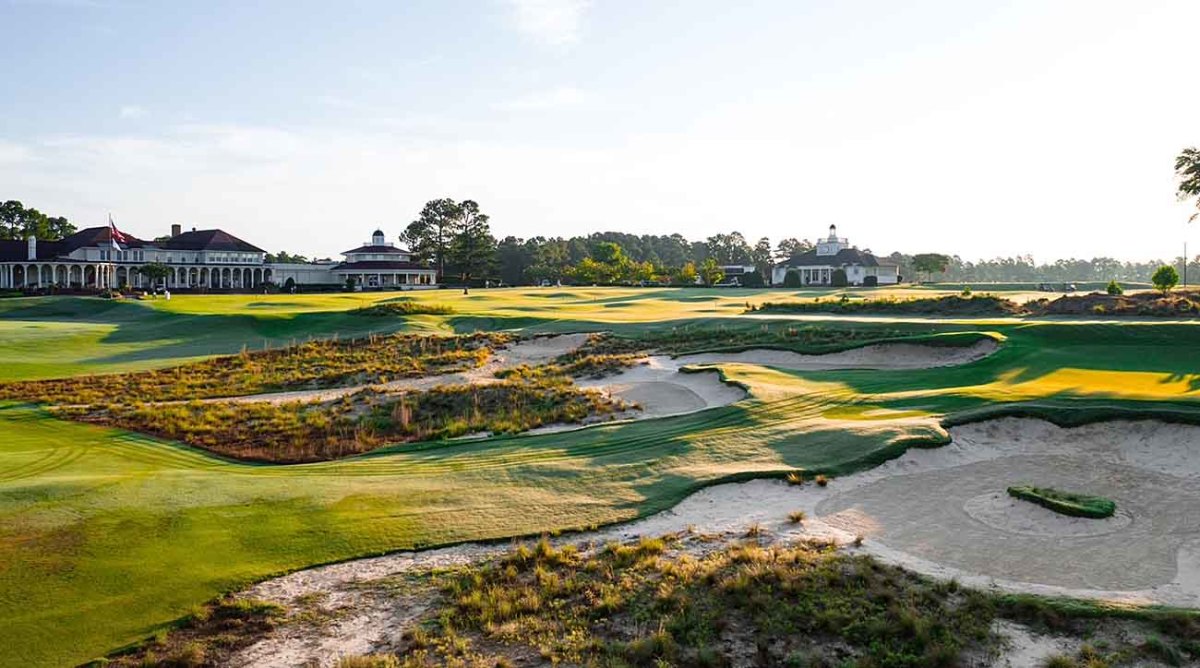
top-left (118, 105), bottom-right (147, 119)
top-left (494, 86), bottom-right (592, 111)
top-left (503, 0), bottom-right (590, 47)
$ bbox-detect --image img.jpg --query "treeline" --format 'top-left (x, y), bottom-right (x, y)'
top-left (1, 200), bottom-right (76, 241)
top-left (916, 254), bottom-right (1189, 284)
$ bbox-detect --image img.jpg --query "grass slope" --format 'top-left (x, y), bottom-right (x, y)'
top-left (2, 292), bottom-right (1200, 666)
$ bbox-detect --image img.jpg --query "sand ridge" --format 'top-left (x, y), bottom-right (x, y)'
top-left (676, 337), bottom-right (999, 371)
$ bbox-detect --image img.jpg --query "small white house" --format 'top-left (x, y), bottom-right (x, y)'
top-left (771, 225), bottom-right (899, 286)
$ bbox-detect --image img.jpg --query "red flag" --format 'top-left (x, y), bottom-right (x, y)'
top-left (108, 214), bottom-right (128, 250)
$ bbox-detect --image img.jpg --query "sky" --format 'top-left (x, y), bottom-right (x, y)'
top-left (2, 0), bottom-right (1199, 261)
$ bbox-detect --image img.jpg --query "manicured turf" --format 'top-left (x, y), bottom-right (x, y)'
top-left (1007, 485), bottom-right (1118, 519)
top-left (2, 291), bottom-right (1200, 666)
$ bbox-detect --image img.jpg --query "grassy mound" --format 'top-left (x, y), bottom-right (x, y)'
top-left (352, 301), bottom-right (456, 316)
top-left (748, 294), bottom-right (1024, 316)
top-left (59, 378), bottom-right (628, 463)
top-left (1029, 290), bottom-right (1200, 317)
top-left (1007, 485), bottom-right (1116, 519)
top-left (0, 332), bottom-right (509, 404)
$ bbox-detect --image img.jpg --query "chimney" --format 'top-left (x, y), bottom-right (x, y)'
top-left (26, 235), bottom-right (36, 261)
top-left (171, 224), bottom-right (182, 237)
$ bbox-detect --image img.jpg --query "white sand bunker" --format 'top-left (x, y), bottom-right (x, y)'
top-left (677, 337), bottom-right (998, 371)
top-left (578, 356), bottom-right (747, 418)
top-left (810, 418), bottom-right (1200, 606)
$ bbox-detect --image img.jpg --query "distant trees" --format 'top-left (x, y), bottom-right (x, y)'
top-left (774, 238), bottom-right (813, 260)
top-left (0, 200), bottom-right (76, 241)
top-left (911, 253), bottom-right (952, 282)
top-left (1152, 265), bottom-right (1179, 294)
top-left (672, 262), bottom-right (698, 285)
top-left (403, 198), bottom-right (461, 278)
top-left (699, 258), bottom-right (725, 286)
top-left (265, 251), bottom-right (310, 264)
top-left (403, 199), bottom-right (496, 284)
top-left (1175, 147), bottom-right (1200, 222)
top-left (138, 263), bottom-right (171, 288)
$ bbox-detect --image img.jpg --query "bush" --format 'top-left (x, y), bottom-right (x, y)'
top-left (739, 271), bottom-right (764, 288)
top-left (353, 301), bottom-right (455, 316)
top-left (830, 269), bottom-right (848, 287)
top-left (1106, 280), bottom-right (1123, 296)
top-left (1152, 265), bottom-right (1179, 295)
top-left (863, 275), bottom-right (878, 287)
top-left (782, 270), bottom-right (802, 288)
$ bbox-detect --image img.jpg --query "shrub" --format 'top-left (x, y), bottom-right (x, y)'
top-left (1153, 265), bottom-right (1180, 294)
top-left (1106, 280), bottom-right (1124, 296)
top-left (786, 472), bottom-right (804, 486)
top-left (787, 510), bottom-right (806, 524)
top-left (815, 474), bottom-right (829, 487)
top-left (831, 269), bottom-right (848, 287)
top-left (782, 270), bottom-right (802, 288)
top-left (739, 271), bottom-right (764, 288)
top-left (961, 286), bottom-right (973, 297)
top-left (353, 301), bottom-right (455, 316)
top-left (1007, 486), bottom-right (1116, 519)
top-left (863, 275), bottom-right (878, 287)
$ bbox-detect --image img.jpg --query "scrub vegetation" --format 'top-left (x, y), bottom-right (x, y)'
top-left (59, 379), bottom-right (629, 462)
top-left (0, 331), bottom-right (510, 404)
top-left (352, 301), bottom-right (457, 316)
top-left (748, 294), bottom-right (1025, 316)
top-left (113, 535), bottom-right (1200, 668)
top-left (1007, 486), bottom-right (1118, 519)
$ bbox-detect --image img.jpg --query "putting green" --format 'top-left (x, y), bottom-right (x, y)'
top-left (2, 291), bottom-right (1200, 667)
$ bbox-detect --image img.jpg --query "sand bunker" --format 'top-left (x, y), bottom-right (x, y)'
top-left (577, 356), bottom-right (747, 419)
top-left (812, 418), bottom-right (1200, 604)
top-left (677, 337), bottom-right (998, 371)
top-left (226, 417), bottom-right (1200, 666)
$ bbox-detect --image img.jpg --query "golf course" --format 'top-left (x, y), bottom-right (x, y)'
top-left (4, 286), bottom-right (1200, 666)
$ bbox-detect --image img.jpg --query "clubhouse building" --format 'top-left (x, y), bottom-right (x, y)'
top-left (771, 225), bottom-right (899, 286)
top-left (0, 224), bottom-right (437, 291)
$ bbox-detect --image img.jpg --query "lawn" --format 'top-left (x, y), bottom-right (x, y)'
top-left (2, 290), bottom-right (1200, 666)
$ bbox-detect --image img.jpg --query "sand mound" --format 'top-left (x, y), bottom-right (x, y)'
top-left (677, 338), bottom-right (998, 371)
top-left (577, 356), bottom-right (747, 418)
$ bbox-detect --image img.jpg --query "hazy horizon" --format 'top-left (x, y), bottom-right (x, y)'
top-left (4, 0), bottom-right (1200, 262)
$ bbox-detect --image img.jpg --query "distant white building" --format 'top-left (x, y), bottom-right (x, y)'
top-left (0, 223), bottom-right (437, 291)
top-left (771, 225), bottom-right (899, 286)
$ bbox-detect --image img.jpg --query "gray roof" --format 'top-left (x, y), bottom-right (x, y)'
top-left (777, 247), bottom-right (881, 268)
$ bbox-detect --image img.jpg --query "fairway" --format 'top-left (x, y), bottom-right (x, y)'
top-left (3, 289), bottom-right (1200, 666)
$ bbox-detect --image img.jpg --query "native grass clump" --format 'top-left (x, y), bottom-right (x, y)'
top-left (103, 597), bottom-right (284, 668)
top-left (748, 294), bottom-right (1024, 316)
top-left (374, 535), bottom-right (1001, 667)
top-left (58, 378), bottom-right (629, 462)
top-left (0, 332), bottom-right (511, 405)
top-left (352, 301), bottom-right (457, 317)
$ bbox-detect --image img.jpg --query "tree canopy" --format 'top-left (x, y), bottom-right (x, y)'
top-left (1175, 147), bottom-right (1200, 222)
top-left (0, 200), bottom-right (76, 241)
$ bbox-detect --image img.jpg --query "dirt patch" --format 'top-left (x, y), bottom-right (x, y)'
top-left (677, 338), bottom-right (998, 370)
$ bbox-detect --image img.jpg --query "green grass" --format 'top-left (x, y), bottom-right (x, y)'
top-left (1007, 485), bottom-right (1117, 519)
top-left (3, 291), bottom-right (1200, 666)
